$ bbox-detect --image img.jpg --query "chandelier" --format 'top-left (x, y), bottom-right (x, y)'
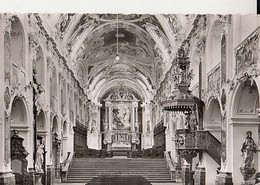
top-left (115, 14), bottom-right (120, 61)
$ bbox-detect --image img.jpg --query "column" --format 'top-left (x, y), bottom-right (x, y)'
top-left (135, 106), bottom-right (138, 124)
top-left (96, 103), bottom-right (102, 150)
top-left (105, 102), bottom-right (112, 152)
top-left (133, 102), bottom-right (138, 131)
top-left (0, 15), bottom-right (16, 185)
top-left (131, 102), bottom-right (135, 132)
top-left (141, 103), bottom-right (145, 149)
top-left (106, 102), bottom-right (113, 132)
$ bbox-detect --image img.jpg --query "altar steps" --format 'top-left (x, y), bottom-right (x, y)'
top-left (66, 158), bottom-right (172, 183)
top-left (112, 151), bottom-right (128, 156)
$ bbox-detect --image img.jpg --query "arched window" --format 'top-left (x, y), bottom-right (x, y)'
top-left (50, 67), bottom-right (57, 97)
top-left (10, 17), bottom-right (25, 68)
top-left (34, 47), bottom-right (45, 86)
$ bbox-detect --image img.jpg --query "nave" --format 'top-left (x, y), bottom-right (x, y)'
top-left (1, 13), bottom-right (260, 185)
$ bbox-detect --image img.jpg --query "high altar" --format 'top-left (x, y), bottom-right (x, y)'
top-left (103, 90), bottom-right (140, 153)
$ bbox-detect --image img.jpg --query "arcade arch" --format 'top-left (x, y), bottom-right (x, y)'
top-left (229, 79), bottom-right (260, 184)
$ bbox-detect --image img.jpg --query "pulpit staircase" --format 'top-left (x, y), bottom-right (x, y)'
top-left (65, 158), bottom-right (172, 183)
top-left (202, 131), bottom-right (221, 165)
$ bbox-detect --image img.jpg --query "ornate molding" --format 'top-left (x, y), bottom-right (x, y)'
top-left (105, 88), bottom-right (139, 102)
top-left (207, 64), bottom-right (221, 97)
top-left (235, 29), bottom-right (259, 75)
top-left (55, 13), bottom-right (76, 39)
top-left (163, 14), bottom-right (182, 41)
top-left (2, 14), bottom-right (17, 34)
top-left (177, 149), bottom-right (198, 164)
top-left (4, 87), bottom-right (11, 110)
top-left (216, 15), bottom-right (232, 27)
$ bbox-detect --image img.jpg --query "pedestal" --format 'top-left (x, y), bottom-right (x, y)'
top-left (183, 164), bottom-right (194, 185)
top-left (175, 168), bottom-right (183, 183)
top-left (0, 172), bottom-right (15, 185)
top-left (194, 167), bottom-right (205, 185)
top-left (131, 143), bottom-right (136, 151)
top-left (107, 143), bottom-right (112, 152)
top-left (215, 171), bottom-right (233, 185)
top-left (47, 166), bottom-right (55, 185)
top-left (54, 167), bottom-right (61, 183)
top-left (35, 173), bottom-right (44, 185)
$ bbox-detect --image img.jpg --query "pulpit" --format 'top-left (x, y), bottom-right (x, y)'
top-left (11, 130), bottom-right (30, 185)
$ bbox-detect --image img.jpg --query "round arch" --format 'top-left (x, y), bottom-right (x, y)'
top-left (205, 20), bottom-right (224, 73)
top-left (36, 110), bottom-right (47, 131)
top-left (205, 97), bottom-right (222, 140)
top-left (10, 96), bottom-right (29, 126)
top-left (228, 78), bottom-right (260, 184)
top-left (230, 79), bottom-right (259, 118)
top-left (34, 46), bottom-right (46, 86)
top-left (92, 78), bottom-right (151, 104)
top-left (10, 16), bottom-right (26, 68)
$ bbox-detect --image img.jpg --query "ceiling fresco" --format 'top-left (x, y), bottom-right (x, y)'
top-left (52, 13), bottom-right (186, 103)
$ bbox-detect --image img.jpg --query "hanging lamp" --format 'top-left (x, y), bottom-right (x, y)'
top-left (115, 14), bottom-right (120, 61)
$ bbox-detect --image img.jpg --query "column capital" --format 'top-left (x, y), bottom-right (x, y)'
top-left (132, 101), bottom-right (138, 107)
top-left (105, 101), bottom-right (113, 107)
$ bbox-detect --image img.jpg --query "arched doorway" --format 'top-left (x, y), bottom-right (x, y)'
top-left (10, 97), bottom-right (29, 184)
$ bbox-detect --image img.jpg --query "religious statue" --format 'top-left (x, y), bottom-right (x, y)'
top-left (189, 108), bottom-right (198, 131)
top-left (241, 131), bottom-right (257, 169)
top-left (32, 69), bottom-right (44, 113)
top-left (187, 69), bottom-right (195, 86)
top-left (35, 142), bottom-right (44, 173)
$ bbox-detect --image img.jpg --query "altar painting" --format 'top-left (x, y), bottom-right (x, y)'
top-left (112, 102), bottom-right (131, 131)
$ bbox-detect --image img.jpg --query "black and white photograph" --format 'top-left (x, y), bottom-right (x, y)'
top-left (0, 1), bottom-right (259, 185)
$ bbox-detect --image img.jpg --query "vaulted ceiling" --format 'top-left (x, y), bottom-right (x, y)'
top-left (46, 14), bottom-right (189, 103)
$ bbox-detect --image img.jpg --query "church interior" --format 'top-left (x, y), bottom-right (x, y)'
top-left (0, 13), bottom-right (260, 185)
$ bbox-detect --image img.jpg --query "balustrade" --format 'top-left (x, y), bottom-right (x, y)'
top-left (112, 133), bottom-right (131, 142)
top-left (175, 130), bottom-right (221, 164)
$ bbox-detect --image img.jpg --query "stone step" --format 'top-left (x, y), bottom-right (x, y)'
top-left (66, 158), bottom-right (172, 183)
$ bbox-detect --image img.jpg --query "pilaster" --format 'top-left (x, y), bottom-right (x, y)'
top-left (0, 14), bottom-right (16, 185)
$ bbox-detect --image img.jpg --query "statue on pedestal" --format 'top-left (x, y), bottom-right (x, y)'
top-left (240, 131), bottom-right (258, 181)
top-left (241, 131), bottom-right (257, 169)
top-left (35, 142), bottom-right (44, 173)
